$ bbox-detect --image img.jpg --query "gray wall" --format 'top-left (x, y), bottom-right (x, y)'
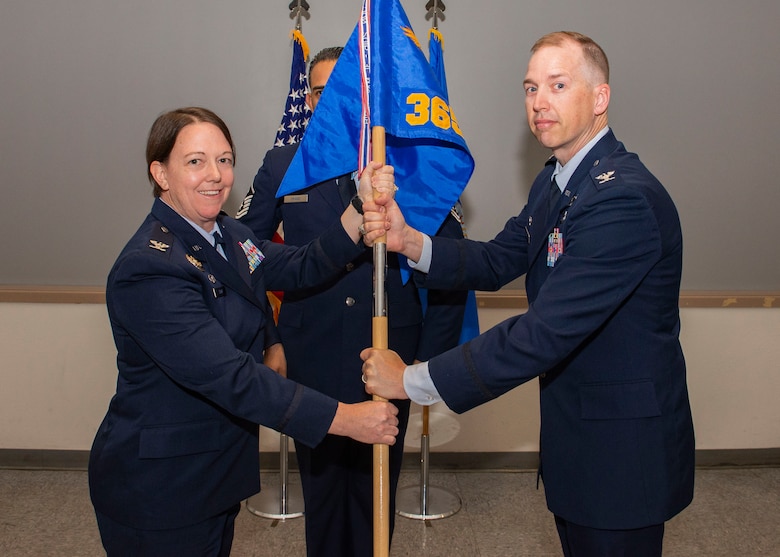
top-left (2, 0), bottom-right (778, 289)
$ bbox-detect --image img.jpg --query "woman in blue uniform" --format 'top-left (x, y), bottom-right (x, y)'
top-left (89, 107), bottom-right (399, 557)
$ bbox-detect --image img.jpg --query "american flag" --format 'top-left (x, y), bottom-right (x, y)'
top-left (274, 29), bottom-right (311, 147)
top-left (236, 30), bottom-right (310, 220)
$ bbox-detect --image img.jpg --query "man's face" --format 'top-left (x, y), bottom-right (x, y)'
top-left (523, 41), bottom-right (608, 165)
top-left (306, 59), bottom-right (338, 112)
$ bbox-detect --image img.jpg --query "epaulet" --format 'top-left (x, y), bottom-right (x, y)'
top-left (146, 224), bottom-right (174, 258)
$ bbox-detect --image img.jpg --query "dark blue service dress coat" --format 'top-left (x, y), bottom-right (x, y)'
top-left (418, 130), bottom-right (695, 530)
top-left (89, 198), bottom-right (364, 531)
top-left (238, 143), bottom-right (466, 555)
top-left (240, 143), bottom-right (467, 402)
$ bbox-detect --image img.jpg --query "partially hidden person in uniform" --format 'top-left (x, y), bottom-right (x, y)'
top-left (237, 47), bottom-right (468, 556)
top-left (88, 106), bottom-right (401, 557)
top-left (360, 31), bottom-right (695, 557)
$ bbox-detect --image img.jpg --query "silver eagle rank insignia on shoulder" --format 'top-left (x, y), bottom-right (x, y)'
top-left (148, 240), bottom-right (169, 252)
top-left (595, 170), bottom-right (616, 184)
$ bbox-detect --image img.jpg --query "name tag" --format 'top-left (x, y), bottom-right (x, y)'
top-left (284, 194), bottom-right (309, 204)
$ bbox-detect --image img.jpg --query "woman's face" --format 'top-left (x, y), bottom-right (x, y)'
top-left (151, 122), bottom-right (234, 230)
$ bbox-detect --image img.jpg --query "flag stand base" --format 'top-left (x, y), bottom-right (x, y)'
top-left (245, 433), bottom-right (304, 520)
top-left (396, 434), bottom-right (461, 520)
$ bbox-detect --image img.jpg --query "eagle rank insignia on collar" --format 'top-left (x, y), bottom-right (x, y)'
top-left (149, 240), bottom-right (169, 252)
top-left (595, 171), bottom-right (616, 184)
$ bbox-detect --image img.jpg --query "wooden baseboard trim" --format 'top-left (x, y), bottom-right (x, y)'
top-left (2, 286), bottom-right (777, 308)
top-left (2, 448), bottom-right (778, 472)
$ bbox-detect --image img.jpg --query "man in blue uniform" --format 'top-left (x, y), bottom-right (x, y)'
top-left (361, 31), bottom-right (695, 557)
top-left (238, 47), bottom-right (467, 556)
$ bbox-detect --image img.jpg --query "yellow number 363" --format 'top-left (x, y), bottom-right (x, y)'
top-left (405, 93), bottom-right (464, 138)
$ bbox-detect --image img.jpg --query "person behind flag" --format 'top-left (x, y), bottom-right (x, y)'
top-left (237, 46), bottom-right (468, 557)
top-left (361, 31), bottom-right (694, 557)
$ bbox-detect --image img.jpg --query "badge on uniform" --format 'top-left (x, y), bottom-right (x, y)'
top-left (239, 239), bottom-right (265, 274)
top-left (547, 227), bottom-right (563, 267)
top-left (596, 170), bottom-right (616, 184)
top-left (186, 254), bottom-right (204, 271)
top-left (283, 194), bottom-right (309, 204)
top-left (148, 240), bottom-right (169, 252)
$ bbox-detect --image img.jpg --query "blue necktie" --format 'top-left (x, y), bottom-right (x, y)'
top-left (548, 177), bottom-right (561, 218)
top-left (213, 230), bottom-right (228, 261)
top-left (336, 174), bottom-right (357, 208)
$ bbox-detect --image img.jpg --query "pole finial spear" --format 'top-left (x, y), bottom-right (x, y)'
top-left (288, 0), bottom-right (311, 31)
top-left (425, 0), bottom-right (446, 29)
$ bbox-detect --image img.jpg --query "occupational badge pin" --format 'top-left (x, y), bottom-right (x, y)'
top-left (186, 254), bottom-right (204, 272)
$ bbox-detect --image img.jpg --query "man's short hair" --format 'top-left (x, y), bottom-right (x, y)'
top-left (309, 46), bottom-right (343, 78)
top-left (531, 31), bottom-right (609, 84)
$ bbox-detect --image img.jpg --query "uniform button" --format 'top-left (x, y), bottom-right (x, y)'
top-left (345, 297), bottom-right (356, 307)
top-left (346, 263), bottom-right (355, 272)
top-left (540, 372), bottom-right (547, 379)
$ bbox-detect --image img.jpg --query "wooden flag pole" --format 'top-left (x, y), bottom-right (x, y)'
top-left (371, 125), bottom-right (391, 557)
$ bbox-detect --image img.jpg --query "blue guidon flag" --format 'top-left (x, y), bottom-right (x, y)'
top-left (277, 0), bottom-right (474, 248)
top-left (426, 24), bottom-right (480, 344)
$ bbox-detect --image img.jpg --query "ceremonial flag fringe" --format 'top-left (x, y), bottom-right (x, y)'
top-left (277, 0), bottom-right (474, 249)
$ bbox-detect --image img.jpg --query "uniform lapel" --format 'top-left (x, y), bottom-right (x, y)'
top-left (527, 165), bottom-right (557, 267)
top-left (527, 132), bottom-right (620, 268)
top-left (151, 200), bottom-right (267, 312)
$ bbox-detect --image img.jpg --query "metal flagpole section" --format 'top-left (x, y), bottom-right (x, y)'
top-left (395, 0), bottom-right (460, 523)
top-left (396, 406), bottom-right (461, 520)
top-left (245, 433), bottom-right (304, 520)
top-left (371, 126), bottom-right (391, 557)
top-left (244, 0), bottom-right (311, 524)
